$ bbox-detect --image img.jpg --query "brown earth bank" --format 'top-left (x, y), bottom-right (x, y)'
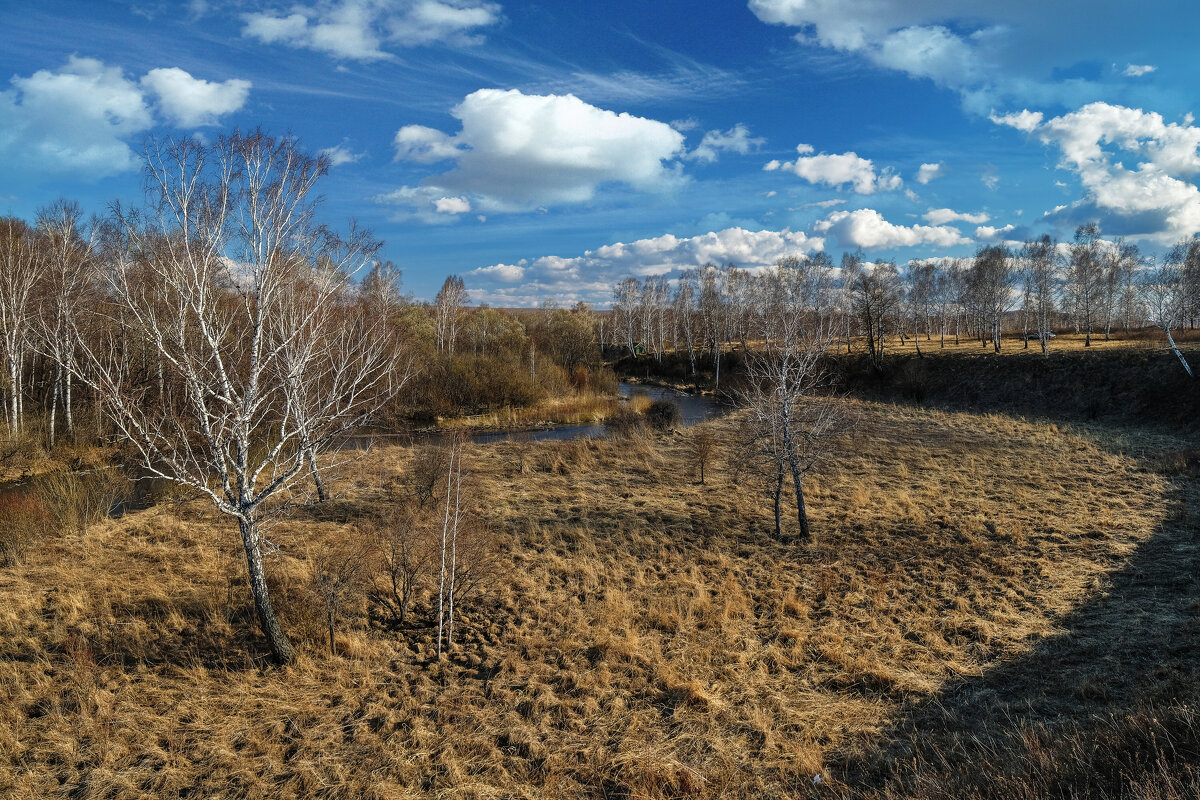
top-left (3, 388), bottom-right (1198, 798)
top-left (617, 333), bottom-right (1200, 431)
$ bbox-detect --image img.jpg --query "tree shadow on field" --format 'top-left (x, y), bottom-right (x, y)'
top-left (75, 586), bottom-right (282, 672)
top-left (832, 468), bottom-right (1200, 799)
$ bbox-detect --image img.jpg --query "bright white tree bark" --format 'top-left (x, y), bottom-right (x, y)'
top-left (64, 132), bottom-right (408, 664)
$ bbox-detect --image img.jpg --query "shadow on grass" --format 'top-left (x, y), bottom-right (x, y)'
top-left (831, 462), bottom-right (1200, 799)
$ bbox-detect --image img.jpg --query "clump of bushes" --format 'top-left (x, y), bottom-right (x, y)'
top-left (645, 399), bottom-right (682, 431)
top-left (605, 407), bottom-right (644, 436)
top-left (33, 466), bottom-right (128, 537)
top-left (0, 489), bottom-right (49, 566)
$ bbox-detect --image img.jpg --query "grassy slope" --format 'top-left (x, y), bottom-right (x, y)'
top-left (4, 378), bottom-right (1197, 798)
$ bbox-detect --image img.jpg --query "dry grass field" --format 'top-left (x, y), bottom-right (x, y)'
top-left (3, 388), bottom-right (1197, 798)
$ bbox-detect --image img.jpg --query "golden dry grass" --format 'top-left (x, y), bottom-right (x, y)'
top-left (435, 390), bottom-right (627, 432)
top-left (0, 400), bottom-right (1193, 798)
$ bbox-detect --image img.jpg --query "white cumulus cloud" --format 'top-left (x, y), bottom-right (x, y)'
top-left (319, 142), bottom-right (366, 166)
top-left (434, 195), bottom-right (470, 214)
top-left (812, 208), bottom-right (969, 249)
top-left (0, 57), bottom-right (248, 177)
top-left (975, 223), bottom-right (1016, 241)
top-left (990, 108), bottom-right (1044, 132)
top-left (1123, 64), bottom-right (1157, 77)
top-left (387, 89), bottom-right (686, 213)
top-left (685, 123), bottom-right (764, 163)
top-left (467, 226), bottom-right (823, 305)
top-left (141, 68), bottom-right (250, 127)
top-left (765, 145), bottom-right (902, 194)
top-left (1007, 101), bottom-right (1200, 240)
top-left (924, 207), bottom-right (989, 225)
top-left (915, 162), bottom-right (944, 184)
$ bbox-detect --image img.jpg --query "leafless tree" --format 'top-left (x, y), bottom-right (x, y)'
top-left (687, 427), bottom-right (716, 484)
top-left (838, 251), bottom-right (864, 354)
top-left (673, 271), bottom-right (699, 375)
top-left (699, 264), bottom-right (727, 387)
top-left (1142, 252), bottom-right (1194, 376)
top-left (310, 539), bottom-right (369, 656)
top-left (434, 274), bottom-right (466, 354)
top-left (1100, 239), bottom-right (1139, 339)
top-left (1068, 223), bottom-right (1104, 346)
top-left (0, 218), bottom-right (44, 435)
top-left (970, 245), bottom-right (1014, 352)
top-left (370, 503), bottom-right (436, 623)
top-left (435, 435), bottom-right (487, 656)
top-left (852, 259), bottom-right (902, 372)
top-left (360, 260), bottom-right (404, 316)
top-left (613, 277), bottom-right (640, 356)
top-left (906, 260), bottom-right (937, 356)
top-left (1019, 236), bottom-right (1059, 356)
top-left (62, 131), bottom-right (408, 664)
top-left (738, 297), bottom-right (840, 540)
top-left (36, 200), bottom-right (95, 446)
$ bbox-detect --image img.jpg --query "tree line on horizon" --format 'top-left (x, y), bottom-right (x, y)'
top-left (608, 224), bottom-right (1200, 376)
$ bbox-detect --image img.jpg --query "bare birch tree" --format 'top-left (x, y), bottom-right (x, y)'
top-left (36, 200), bottom-right (95, 446)
top-left (63, 131), bottom-right (407, 664)
top-left (852, 259), bottom-right (901, 371)
top-left (434, 274), bottom-right (466, 354)
top-left (1020, 235), bottom-right (1059, 356)
top-left (738, 283), bottom-right (840, 541)
top-left (1143, 252), bottom-right (1194, 377)
top-left (0, 218), bottom-right (44, 435)
top-left (1068, 223), bottom-right (1104, 346)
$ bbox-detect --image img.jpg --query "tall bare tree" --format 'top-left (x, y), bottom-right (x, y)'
top-left (434, 274), bottom-right (466, 354)
top-left (1143, 251), bottom-right (1194, 376)
top-left (1020, 235), bottom-right (1060, 356)
top-left (36, 201), bottom-right (95, 446)
top-left (1068, 223), bottom-right (1104, 346)
top-left (739, 279), bottom-right (840, 540)
top-left (64, 132), bottom-right (407, 664)
top-left (970, 245), bottom-right (1014, 352)
top-left (673, 270), bottom-right (699, 375)
top-left (852, 259), bottom-right (901, 371)
top-left (0, 218), bottom-right (44, 435)
top-left (612, 277), bottom-right (640, 356)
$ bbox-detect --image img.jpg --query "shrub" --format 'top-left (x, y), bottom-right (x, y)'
top-left (688, 428), bottom-right (717, 484)
top-left (605, 407), bottom-right (644, 437)
top-left (34, 466), bottom-right (128, 536)
top-left (0, 489), bottom-right (49, 566)
top-left (645, 399), bottom-right (682, 431)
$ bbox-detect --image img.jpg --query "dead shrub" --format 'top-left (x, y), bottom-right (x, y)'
top-left (33, 466), bottom-right (128, 536)
top-left (605, 407), bottom-right (644, 437)
top-left (309, 538), bottom-right (371, 656)
top-left (0, 489), bottom-right (49, 565)
top-left (369, 503), bottom-right (438, 624)
top-left (405, 443), bottom-right (453, 507)
top-left (0, 425), bottom-right (46, 471)
top-left (645, 398), bottom-right (682, 431)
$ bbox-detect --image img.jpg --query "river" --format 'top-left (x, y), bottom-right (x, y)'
top-left (448, 382), bottom-right (726, 445)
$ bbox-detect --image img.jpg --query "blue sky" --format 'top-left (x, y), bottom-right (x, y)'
top-left (2, 1), bottom-right (1199, 304)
